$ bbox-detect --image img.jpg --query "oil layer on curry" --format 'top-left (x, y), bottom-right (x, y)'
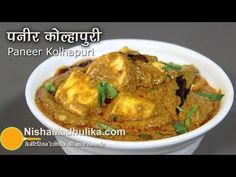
top-left (35, 47), bottom-right (224, 141)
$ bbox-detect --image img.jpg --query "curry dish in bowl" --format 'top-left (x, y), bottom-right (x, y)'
top-left (35, 47), bottom-right (224, 141)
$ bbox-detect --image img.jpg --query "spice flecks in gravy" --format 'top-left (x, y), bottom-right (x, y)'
top-left (35, 47), bottom-right (223, 141)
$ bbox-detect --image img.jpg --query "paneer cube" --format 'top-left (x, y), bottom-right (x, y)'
top-left (106, 92), bottom-right (156, 121)
top-left (55, 69), bottom-right (98, 116)
top-left (108, 55), bottom-right (128, 86)
top-left (86, 52), bottom-right (136, 92)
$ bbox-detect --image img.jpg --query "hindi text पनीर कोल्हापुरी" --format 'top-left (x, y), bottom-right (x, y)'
top-left (6, 27), bottom-right (103, 46)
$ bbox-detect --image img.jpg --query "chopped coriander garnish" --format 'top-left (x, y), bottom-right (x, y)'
top-left (96, 122), bottom-right (117, 132)
top-left (155, 131), bottom-right (162, 135)
top-left (44, 82), bottom-right (57, 94)
top-left (174, 105), bottom-right (198, 134)
top-left (173, 122), bottom-right (187, 135)
top-left (138, 133), bottom-right (151, 140)
top-left (98, 81), bottom-right (118, 106)
top-left (184, 105), bottom-right (198, 127)
top-left (105, 83), bottom-right (118, 99)
top-left (98, 81), bottom-right (106, 105)
top-left (162, 62), bottom-right (182, 71)
top-left (197, 92), bottom-right (224, 101)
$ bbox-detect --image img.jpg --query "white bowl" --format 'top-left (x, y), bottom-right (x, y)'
top-left (25, 39), bottom-right (234, 154)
